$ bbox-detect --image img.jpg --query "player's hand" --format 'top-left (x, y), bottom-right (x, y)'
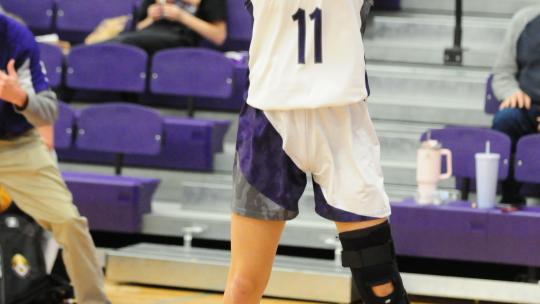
top-left (0, 60), bottom-right (28, 108)
top-left (183, 0), bottom-right (201, 7)
top-left (147, 4), bottom-right (163, 21)
top-left (537, 117), bottom-right (540, 133)
top-left (500, 90), bottom-right (531, 110)
top-left (162, 4), bottom-right (184, 22)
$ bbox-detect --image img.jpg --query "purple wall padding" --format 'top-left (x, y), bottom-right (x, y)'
top-left (63, 172), bottom-right (160, 233)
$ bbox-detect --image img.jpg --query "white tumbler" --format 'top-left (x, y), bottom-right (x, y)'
top-left (475, 152), bottom-right (500, 209)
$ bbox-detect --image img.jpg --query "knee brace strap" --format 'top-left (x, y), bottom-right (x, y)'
top-left (342, 242), bottom-right (395, 269)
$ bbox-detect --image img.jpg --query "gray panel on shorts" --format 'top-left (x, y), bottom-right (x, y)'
top-left (231, 154), bottom-right (299, 221)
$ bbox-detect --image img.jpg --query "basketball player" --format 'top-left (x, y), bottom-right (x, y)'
top-left (223, 1), bottom-right (410, 303)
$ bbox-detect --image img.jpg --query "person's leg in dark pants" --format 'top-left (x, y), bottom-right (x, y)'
top-left (492, 105), bottom-right (540, 204)
top-left (106, 30), bottom-right (190, 55)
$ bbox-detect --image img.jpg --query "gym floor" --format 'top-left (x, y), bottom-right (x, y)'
top-left (104, 279), bottom-right (506, 304)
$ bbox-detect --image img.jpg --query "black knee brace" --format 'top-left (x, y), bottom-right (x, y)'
top-left (339, 221), bottom-right (410, 304)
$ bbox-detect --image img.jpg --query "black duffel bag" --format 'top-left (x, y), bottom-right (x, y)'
top-left (0, 204), bottom-right (74, 304)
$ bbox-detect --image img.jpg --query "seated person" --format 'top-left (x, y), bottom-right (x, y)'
top-left (107, 0), bottom-right (227, 54)
top-left (491, 5), bottom-right (540, 206)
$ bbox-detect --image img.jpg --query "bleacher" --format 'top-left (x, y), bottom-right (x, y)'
top-left (3, 0), bottom-right (540, 303)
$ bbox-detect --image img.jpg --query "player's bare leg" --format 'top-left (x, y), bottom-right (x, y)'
top-left (223, 213), bottom-right (286, 304)
top-left (336, 219), bottom-right (394, 297)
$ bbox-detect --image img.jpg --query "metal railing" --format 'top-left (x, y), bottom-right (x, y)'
top-left (444, 0), bottom-right (463, 66)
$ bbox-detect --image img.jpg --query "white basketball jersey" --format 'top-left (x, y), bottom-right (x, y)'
top-left (246, 0), bottom-right (371, 110)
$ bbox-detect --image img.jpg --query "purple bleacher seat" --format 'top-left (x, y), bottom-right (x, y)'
top-left (62, 172), bottom-right (159, 233)
top-left (126, 117), bottom-right (230, 171)
top-left (54, 101), bottom-right (76, 149)
top-left (76, 103), bottom-right (163, 155)
top-left (38, 42), bottom-right (63, 88)
top-left (151, 48), bottom-right (234, 99)
top-left (485, 74), bottom-right (501, 114)
top-left (0, 0), bottom-right (54, 34)
top-left (56, 117), bottom-right (231, 171)
top-left (67, 44), bottom-right (147, 93)
top-left (222, 0), bottom-right (253, 51)
top-left (421, 127), bottom-right (512, 180)
top-left (391, 198), bottom-right (540, 266)
top-left (55, 0), bottom-right (134, 42)
top-left (391, 199), bottom-right (489, 262)
top-left (487, 207), bottom-right (540, 267)
top-left (515, 134), bottom-right (540, 184)
top-left (197, 62), bottom-right (248, 111)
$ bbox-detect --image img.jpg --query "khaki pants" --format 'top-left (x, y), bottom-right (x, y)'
top-left (0, 129), bottom-right (110, 304)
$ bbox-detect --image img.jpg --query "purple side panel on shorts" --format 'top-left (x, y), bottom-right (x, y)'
top-left (236, 105), bottom-right (307, 212)
top-left (313, 178), bottom-right (379, 222)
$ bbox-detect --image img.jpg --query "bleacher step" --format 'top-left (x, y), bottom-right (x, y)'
top-left (400, 0), bottom-right (537, 16)
top-left (368, 63), bottom-right (489, 107)
top-left (365, 40), bottom-right (498, 67)
top-left (368, 96), bottom-right (494, 126)
top-left (143, 202), bottom-right (338, 249)
top-left (107, 243), bottom-right (357, 303)
top-left (107, 243), bottom-right (540, 304)
top-left (373, 14), bottom-right (508, 47)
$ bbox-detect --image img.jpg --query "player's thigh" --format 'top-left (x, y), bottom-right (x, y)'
top-left (229, 213), bottom-right (285, 282)
top-left (0, 143), bottom-right (78, 226)
top-left (335, 218), bottom-right (388, 234)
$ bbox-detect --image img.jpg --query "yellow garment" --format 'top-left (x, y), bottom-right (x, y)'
top-left (85, 15), bottom-right (128, 44)
top-left (0, 186), bottom-right (12, 213)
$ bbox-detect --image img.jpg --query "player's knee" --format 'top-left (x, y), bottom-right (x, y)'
top-left (371, 282), bottom-right (395, 297)
top-left (229, 276), bottom-right (259, 301)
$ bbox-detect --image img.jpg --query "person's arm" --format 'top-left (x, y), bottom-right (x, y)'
top-left (492, 13), bottom-right (523, 102)
top-left (38, 125), bottom-right (54, 151)
top-left (136, 0), bottom-right (160, 30)
top-left (162, 3), bottom-right (227, 45)
top-left (493, 7), bottom-right (540, 108)
top-left (0, 59), bottom-right (58, 127)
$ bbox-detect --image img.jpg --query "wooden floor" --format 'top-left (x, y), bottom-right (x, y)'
top-left (104, 279), bottom-right (479, 304)
top-left (105, 279), bottom-right (322, 304)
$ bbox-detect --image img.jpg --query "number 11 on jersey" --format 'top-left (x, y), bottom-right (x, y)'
top-left (292, 8), bottom-right (323, 64)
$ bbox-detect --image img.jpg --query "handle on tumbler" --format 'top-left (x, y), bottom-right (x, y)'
top-left (439, 149), bottom-right (453, 180)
